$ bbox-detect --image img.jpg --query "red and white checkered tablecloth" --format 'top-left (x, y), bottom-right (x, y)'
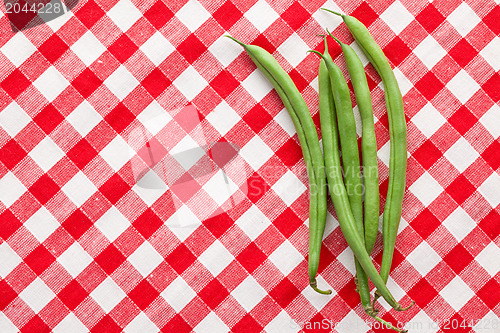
top-left (0, 0), bottom-right (499, 332)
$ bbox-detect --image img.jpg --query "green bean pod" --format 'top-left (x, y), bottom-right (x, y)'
top-left (227, 36), bottom-right (331, 295)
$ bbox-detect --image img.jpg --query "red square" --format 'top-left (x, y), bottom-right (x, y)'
top-left (0, 139), bottom-right (26, 169)
top-left (413, 140), bottom-right (442, 169)
top-left (95, 244), bottom-right (126, 274)
top-left (351, 2), bottom-right (379, 27)
top-left (273, 208), bottom-right (302, 238)
top-left (236, 242), bottom-right (266, 273)
top-left (72, 69), bottom-right (102, 99)
top-left (288, 68), bottom-right (308, 92)
top-left (29, 174), bottom-right (59, 205)
top-left (448, 106), bottom-right (477, 136)
top-left (281, 2), bottom-right (310, 30)
top-left (383, 37), bottom-right (412, 66)
top-left (269, 278), bottom-right (300, 307)
top-left (24, 245), bottom-right (56, 275)
top-left (91, 315), bottom-right (121, 333)
top-left (166, 243), bottom-right (196, 274)
top-left (213, 1), bottom-right (243, 31)
top-left (38, 34), bottom-right (69, 63)
top-left (481, 140), bottom-right (500, 170)
top-left (482, 73), bottom-right (500, 102)
top-left (477, 279), bottom-right (500, 309)
top-left (203, 212), bottom-right (234, 238)
top-left (449, 39), bottom-right (477, 68)
top-left (245, 172), bottom-right (267, 203)
top-left (0, 210), bottom-right (22, 239)
top-left (446, 175), bottom-right (475, 205)
top-left (243, 104), bottom-right (272, 134)
top-left (133, 208), bottom-right (163, 239)
top-left (1, 69), bottom-right (30, 98)
top-left (479, 210), bottom-right (500, 240)
top-left (416, 4), bottom-right (445, 33)
top-left (415, 72), bottom-right (444, 101)
top-left (21, 315), bottom-right (50, 333)
top-left (210, 70), bottom-right (239, 99)
top-left (198, 279), bottom-right (229, 309)
top-left (105, 103), bottom-right (135, 133)
top-left (142, 68), bottom-right (171, 98)
top-left (177, 34), bottom-right (207, 63)
top-left (58, 280), bottom-right (88, 310)
top-left (128, 280), bottom-right (159, 310)
top-left (62, 209), bottom-right (92, 239)
top-left (252, 34), bottom-right (276, 54)
top-left (232, 315), bottom-right (262, 333)
top-left (0, 280), bottom-right (17, 310)
top-left (161, 314), bottom-right (191, 333)
top-left (108, 35), bottom-right (138, 63)
top-left (67, 139), bottom-right (98, 169)
top-left (410, 208), bottom-right (440, 239)
top-left (75, 0), bottom-right (105, 29)
top-left (34, 104), bottom-right (65, 134)
top-left (144, 2), bottom-right (173, 29)
top-left (408, 278), bottom-right (437, 307)
top-left (443, 244), bottom-right (474, 274)
top-left (99, 174), bottom-right (130, 204)
top-left (276, 138), bottom-right (303, 166)
top-left (483, 6), bottom-right (500, 35)
top-left (338, 278), bottom-right (360, 308)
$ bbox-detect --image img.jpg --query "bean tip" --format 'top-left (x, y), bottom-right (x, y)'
top-left (307, 49), bottom-right (324, 59)
top-left (321, 8), bottom-right (344, 17)
top-left (225, 35), bottom-right (247, 48)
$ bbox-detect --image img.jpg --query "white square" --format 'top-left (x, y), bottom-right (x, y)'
top-left (271, 171), bottom-right (307, 206)
top-left (277, 33), bottom-right (310, 67)
top-left (95, 207), bottom-right (130, 242)
top-left (380, 1), bottom-right (414, 34)
top-left (0, 313), bottom-right (17, 333)
top-left (411, 102), bottom-right (446, 138)
top-left (0, 242), bottom-right (21, 278)
top-left (19, 278), bottom-right (55, 313)
top-left (303, 275), bottom-right (335, 310)
top-left (265, 311), bottom-right (299, 333)
top-left (241, 69), bottom-right (273, 102)
top-left (202, 170), bottom-right (238, 206)
top-left (393, 67), bottom-right (412, 95)
top-left (337, 247), bottom-right (356, 275)
top-left (268, 240), bottom-right (302, 276)
top-left (409, 172), bottom-right (443, 207)
top-left (336, 311), bottom-right (370, 333)
top-left (239, 135), bottom-right (273, 170)
top-left (24, 207), bottom-right (59, 243)
top-left (0, 172), bottom-right (26, 207)
top-left (140, 32), bottom-right (175, 66)
top-left (107, 0), bottom-right (142, 32)
top-left (476, 243), bottom-right (500, 276)
top-left (104, 65), bottom-right (139, 100)
top-left (124, 312), bottom-right (158, 333)
top-left (478, 172), bottom-right (500, 207)
top-left (128, 242), bottom-right (163, 277)
top-left (480, 37), bottom-right (500, 71)
top-left (33, 66), bottom-right (69, 102)
top-left (0, 33), bottom-right (36, 67)
top-left (406, 241), bottom-right (441, 276)
top-left (439, 276), bottom-right (474, 311)
top-left (206, 101), bottom-right (240, 136)
top-left (444, 137), bottom-right (479, 173)
top-left (194, 312), bottom-right (228, 333)
top-left (53, 313), bottom-right (87, 333)
top-left (209, 35), bottom-right (243, 68)
top-left (29, 137), bottom-right (65, 172)
top-left (236, 205), bottom-right (270, 241)
top-left (413, 35), bottom-right (447, 69)
top-left (170, 135), bottom-right (205, 170)
top-left (378, 141), bottom-right (390, 167)
top-left (443, 207), bottom-right (476, 242)
top-left (62, 171), bottom-right (97, 207)
top-left (0, 102), bottom-right (31, 137)
top-left (57, 242), bottom-right (93, 278)
top-left (70, 31), bottom-right (106, 66)
top-left (480, 104), bottom-right (500, 139)
top-left (44, 7), bottom-right (73, 32)
top-left (90, 277), bottom-right (126, 313)
top-left (447, 3), bottom-right (481, 37)
top-left (160, 276), bottom-right (196, 312)
top-left (231, 276), bottom-right (267, 311)
top-left (244, 0), bottom-right (279, 32)
top-left (446, 69), bottom-right (480, 104)
top-left (312, 0), bottom-right (342, 32)
top-left (198, 240), bottom-right (233, 277)
top-left (274, 108), bottom-right (297, 136)
top-left (173, 66), bottom-right (208, 101)
top-left (136, 101), bottom-right (172, 136)
top-left (100, 136), bottom-right (131, 171)
top-left (167, 204), bottom-right (201, 232)
top-left (474, 311), bottom-right (498, 333)
top-left (66, 101), bottom-right (103, 137)
top-left (132, 184), bottom-right (165, 207)
top-left (407, 311), bottom-right (438, 333)
top-left (176, 0), bottom-right (210, 32)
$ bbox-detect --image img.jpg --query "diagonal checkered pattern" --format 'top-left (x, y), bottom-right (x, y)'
top-left (0, 0), bottom-right (499, 332)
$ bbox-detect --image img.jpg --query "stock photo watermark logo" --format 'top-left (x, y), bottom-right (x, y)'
top-left (4, 0), bottom-right (78, 32)
top-left (126, 105), bottom-right (248, 227)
